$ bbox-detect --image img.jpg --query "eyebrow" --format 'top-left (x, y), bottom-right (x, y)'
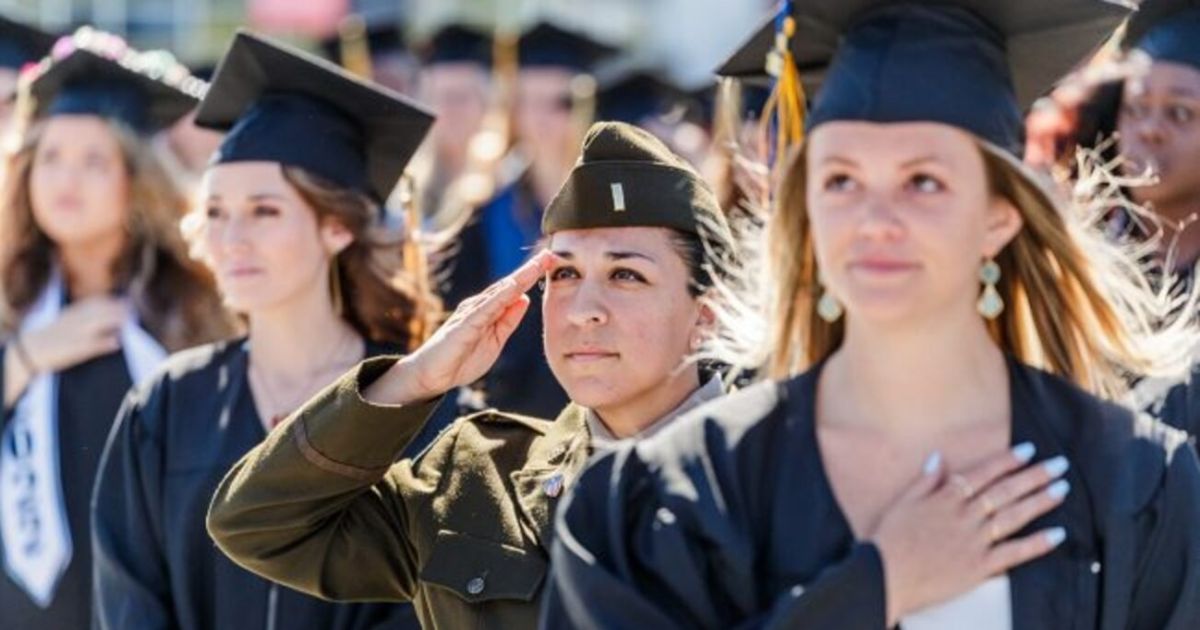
top-left (1167, 86), bottom-right (1200, 99)
top-left (551, 250), bottom-right (657, 263)
top-left (818, 154), bottom-right (944, 169)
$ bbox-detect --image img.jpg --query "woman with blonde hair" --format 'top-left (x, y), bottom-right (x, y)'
top-left (0, 29), bottom-right (231, 628)
top-left (545, 2), bottom-right (1200, 628)
top-left (90, 32), bottom-right (435, 629)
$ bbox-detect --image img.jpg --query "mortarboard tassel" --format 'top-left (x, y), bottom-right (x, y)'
top-left (761, 1), bottom-right (806, 165)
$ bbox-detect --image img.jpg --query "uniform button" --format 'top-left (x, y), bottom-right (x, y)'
top-left (467, 576), bottom-right (485, 595)
top-left (1090, 561), bottom-right (1102, 574)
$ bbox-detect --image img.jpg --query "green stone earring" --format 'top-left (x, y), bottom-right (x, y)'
top-left (816, 271), bottom-right (843, 323)
top-left (977, 258), bottom-right (1004, 319)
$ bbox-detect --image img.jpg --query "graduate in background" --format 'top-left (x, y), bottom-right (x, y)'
top-left (0, 27), bottom-right (233, 629)
top-left (90, 31), bottom-right (436, 630)
top-left (546, 2), bottom-right (1200, 628)
top-left (206, 121), bottom-right (741, 630)
top-left (411, 23), bottom-right (492, 228)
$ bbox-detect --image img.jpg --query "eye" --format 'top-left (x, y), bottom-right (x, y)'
top-left (822, 173), bottom-right (856, 192)
top-left (611, 268), bottom-right (647, 283)
top-left (907, 173), bottom-right (946, 194)
top-left (205, 206), bottom-right (223, 219)
top-left (1167, 104), bottom-right (1197, 125)
top-left (549, 266), bottom-right (580, 282)
top-left (1121, 100), bottom-right (1152, 120)
top-left (252, 204), bottom-right (281, 217)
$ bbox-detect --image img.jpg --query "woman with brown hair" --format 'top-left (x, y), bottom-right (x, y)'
top-left (89, 31), bottom-right (434, 630)
top-left (0, 28), bottom-right (232, 629)
top-left (545, 2), bottom-right (1200, 629)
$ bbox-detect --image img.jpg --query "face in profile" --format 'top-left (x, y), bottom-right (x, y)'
top-left (198, 161), bottom-right (351, 315)
top-left (29, 115), bottom-right (130, 249)
top-left (542, 226), bottom-right (706, 413)
top-left (805, 121), bottom-right (1021, 326)
top-left (1117, 60), bottom-right (1200, 215)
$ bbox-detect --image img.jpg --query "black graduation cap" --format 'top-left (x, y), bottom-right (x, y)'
top-left (518, 23), bottom-right (616, 71)
top-left (0, 15), bottom-right (55, 70)
top-left (28, 46), bottom-right (203, 133)
top-left (720, 1), bottom-right (1128, 155)
top-left (195, 30), bottom-right (435, 204)
top-left (1124, 0), bottom-right (1200, 68)
top-left (419, 25), bottom-right (492, 66)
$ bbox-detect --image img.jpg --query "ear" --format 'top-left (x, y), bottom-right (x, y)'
top-left (981, 195), bottom-right (1023, 258)
top-left (690, 297), bottom-right (717, 350)
top-left (318, 218), bottom-right (354, 256)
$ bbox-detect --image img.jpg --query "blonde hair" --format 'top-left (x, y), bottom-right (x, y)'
top-left (0, 116), bottom-right (236, 351)
top-left (762, 140), bottom-right (1196, 401)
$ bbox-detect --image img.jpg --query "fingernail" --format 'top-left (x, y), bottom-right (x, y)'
top-left (922, 451), bottom-right (942, 475)
top-left (1047, 479), bottom-right (1071, 499)
top-left (1011, 442), bottom-right (1036, 463)
top-left (1043, 456), bottom-right (1070, 477)
top-left (1045, 527), bottom-right (1067, 547)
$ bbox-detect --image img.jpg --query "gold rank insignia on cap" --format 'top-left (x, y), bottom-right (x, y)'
top-left (610, 182), bottom-right (626, 212)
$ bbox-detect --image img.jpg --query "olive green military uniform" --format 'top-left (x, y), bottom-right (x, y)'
top-left (207, 356), bottom-right (591, 629)
top-left (207, 120), bottom-right (737, 629)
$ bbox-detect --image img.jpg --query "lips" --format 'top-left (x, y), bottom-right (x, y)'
top-left (847, 259), bottom-right (920, 273)
top-left (564, 350), bottom-right (619, 362)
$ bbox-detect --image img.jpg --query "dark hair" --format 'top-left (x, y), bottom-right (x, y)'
top-left (280, 166), bottom-right (441, 351)
top-left (668, 227), bottom-right (735, 299)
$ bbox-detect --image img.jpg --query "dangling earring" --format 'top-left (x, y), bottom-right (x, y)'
top-left (977, 258), bottom-right (1003, 319)
top-left (816, 271), bottom-right (843, 323)
top-left (329, 255), bottom-right (344, 316)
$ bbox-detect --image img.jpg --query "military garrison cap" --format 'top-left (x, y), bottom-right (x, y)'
top-left (542, 121), bottom-right (730, 245)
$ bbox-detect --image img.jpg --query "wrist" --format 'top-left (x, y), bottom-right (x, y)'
top-left (11, 335), bottom-right (39, 378)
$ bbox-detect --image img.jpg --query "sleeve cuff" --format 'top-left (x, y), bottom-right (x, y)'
top-left (293, 356), bottom-right (444, 475)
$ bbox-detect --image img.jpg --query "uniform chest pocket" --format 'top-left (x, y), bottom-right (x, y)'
top-left (420, 529), bottom-right (547, 603)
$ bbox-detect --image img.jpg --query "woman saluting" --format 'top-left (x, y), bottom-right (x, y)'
top-left (90, 32), bottom-right (437, 630)
top-left (0, 28), bottom-right (231, 629)
top-left (205, 120), bottom-right (741, 629)
top-left (545, 2), bottom-right (1200, 628)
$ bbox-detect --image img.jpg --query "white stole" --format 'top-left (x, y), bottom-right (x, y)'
top-left (0, 269), bottom-right (166, 607)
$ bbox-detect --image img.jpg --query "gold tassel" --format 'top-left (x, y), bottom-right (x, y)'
top-left (761, 16), bottom-right (807, 161)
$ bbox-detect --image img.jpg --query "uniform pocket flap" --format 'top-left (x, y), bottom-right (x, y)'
top-left (419, 529), bottom-right (547, 603)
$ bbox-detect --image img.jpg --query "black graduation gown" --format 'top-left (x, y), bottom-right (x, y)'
top-left (0, 347), bottom-right (132, 629)
top-left (91, 339), bottom-right (419, 630)
top-left (544, 358), bottom-right (1200, 629)
top-left (433, 177), bottom-right (567, 420)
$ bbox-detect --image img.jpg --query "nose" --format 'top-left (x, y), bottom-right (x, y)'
top-left (1134, 112), bottom-right (1168, 147)
top-left (217, 214), bottom-right (252, 253)
top-left (564, 280), bottom-right (609, 328)
top-left (855, 195), bottom-right (904, 241)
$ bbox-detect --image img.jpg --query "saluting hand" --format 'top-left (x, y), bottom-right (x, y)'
top-left (367, 251), bottom-right (556, 405)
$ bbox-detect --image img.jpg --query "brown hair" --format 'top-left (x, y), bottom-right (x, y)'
top-left (766, 140), bottom-right (1191, 400)
top-left (279, 166), bottom-right (440, 352)
top-left (0, 117), bottom-right (235, 352)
